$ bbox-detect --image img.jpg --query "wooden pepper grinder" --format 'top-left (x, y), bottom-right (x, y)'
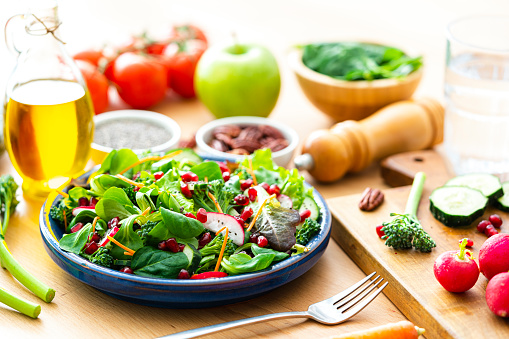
top-left (294, 98), bottom-right (444, 182)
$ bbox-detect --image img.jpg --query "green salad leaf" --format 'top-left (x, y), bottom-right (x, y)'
top-left (131, 246), bottom-right (188, 279)
top-left (160, 207), bottom-right (204, 239)
top-left (59, 223), bottom-right (92, 255)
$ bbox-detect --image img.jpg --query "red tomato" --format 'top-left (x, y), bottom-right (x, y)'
top-left (75, 60), bottom-right (109, 114)
top-left (145, 42), bottom-right (167, 55)
top-left (112, 52), bottom-right (167, 109)
top-left (170, 24), bottom-right (208, 45)
top-left (73, 49), bottom-right (104, 67)
top-left (162, 40), bottom-right (206, 98)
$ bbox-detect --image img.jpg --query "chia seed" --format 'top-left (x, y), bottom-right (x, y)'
top-left (94, 119), bottom-right (172, 150)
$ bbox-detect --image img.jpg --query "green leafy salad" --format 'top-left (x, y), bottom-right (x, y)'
top-left (302, 42), bottom-right (422, 81)
top-left (50, 148), bottom-right (322, 280)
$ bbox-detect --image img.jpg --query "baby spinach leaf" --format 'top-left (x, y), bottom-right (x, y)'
top-left (145, 221), bottom-right (199, 248)
top-left (160, 207), bottom-right (204, 239)
top-left (67, 209), bottom-right (97, 233)
top-left (109, 149), bottom-right (139, 175)
top-left (95, 199), bottom-right (132, 222)
top-left (253, 205), bottom-right (300, 252)
top-left (251, 244), bottom-right (289, 262)
top-left (136, 190), bottom-right (156, 212)
top-left (131, 246), bottom-right (189, 279)
top-left (156, 191), bottom-right (181, 212)
top-left (221, 252), bottom-right (275, 275)
top-left (59, 223), bottom-right (92, 255)
top-left (68, 187), bottom-right (90, 201)
top-left (190, 162), bottom-right (223, 182)
top-left (90, 174), bottom-right (130, 195)
top-left (110, 215), bottom-right (144, 259)
top-left (160, 181), bottom-right (194, 213)
top-left (103, 187), bottom-right (133, 206)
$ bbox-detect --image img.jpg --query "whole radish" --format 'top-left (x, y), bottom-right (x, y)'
top-left (479, 233), bottom-right (509, 280)
top-left (486, 272), bottom-right (509, 317)
top-left (433, 238), bottom-right (479, 292)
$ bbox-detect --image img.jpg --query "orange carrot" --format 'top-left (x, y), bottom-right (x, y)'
top-left (329, 321), bottom-right (424, 339)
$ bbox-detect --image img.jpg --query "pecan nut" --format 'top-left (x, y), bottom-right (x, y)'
top-left (212, 125), bottom-right (241, 138)
top-left (358, 187), bottom-right (384, 211)
top-left (259, 125), bottom-right (284, 139)
top-left (230, 138), bottom-right (262, 153)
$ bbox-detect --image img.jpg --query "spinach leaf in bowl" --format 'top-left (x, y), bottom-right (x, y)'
top-left (302, 42), bottom-right (422, 81)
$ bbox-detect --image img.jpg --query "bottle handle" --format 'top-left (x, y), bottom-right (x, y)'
top-left (4, 14), bottom-right (24, 57)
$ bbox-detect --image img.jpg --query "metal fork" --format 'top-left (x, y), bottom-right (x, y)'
top-left (157, 272), bottom-right (387, 339)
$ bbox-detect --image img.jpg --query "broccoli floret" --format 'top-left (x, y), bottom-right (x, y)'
top-left (295, 218), bottom-right (321, 245)
top-left (136, 220), bottom-right (159, 242)
top-left (89, 247), bottom-right (113, 268)
top-left (200, 233), bottom-right (237, 257)
top-left (382, 213), bottom-right (436, 252)
top-left (49, 199), bottom-right (73, 229)
top-left (193, 180), bottom-right (235, 214)
top-left (122, 186), bottom-right (138, 206)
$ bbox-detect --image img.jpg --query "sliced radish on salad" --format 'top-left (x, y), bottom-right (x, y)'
top-left (191, 271), bottom-right (228, 279)
top-left (72, 206), bottom-right (96, 216)
top-left (277, 194), bottom-right (293, 209)
top-left (202, 212), bottom-right (245, 246)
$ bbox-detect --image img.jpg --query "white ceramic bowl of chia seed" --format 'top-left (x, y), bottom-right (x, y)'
top-left (91, 110), bottom-right (181, 163)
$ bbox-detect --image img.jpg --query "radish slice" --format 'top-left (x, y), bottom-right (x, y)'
top-left (99, 226), bottom-right (119, 247)
top-left (72, 206), bottom-right (96, 216)
top-left (202, 212), bottom-right (245, 246)
top-left (277, 194), bottom-right (293, 209)
top-left (191, 271), bottom-right (228, 279)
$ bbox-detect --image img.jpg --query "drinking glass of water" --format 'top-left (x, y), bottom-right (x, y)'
top-left (444, 16), bottom-right (509, 177)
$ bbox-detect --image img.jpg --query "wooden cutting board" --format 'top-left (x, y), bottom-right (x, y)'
top-left (327, 150), bottom-right (509, 339)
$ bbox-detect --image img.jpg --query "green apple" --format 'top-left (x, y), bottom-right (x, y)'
top-left (194, 43), bottom-right (280, 118)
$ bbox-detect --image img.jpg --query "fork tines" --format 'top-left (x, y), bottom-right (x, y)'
top-left (332, 272), bottom-right (388, 317)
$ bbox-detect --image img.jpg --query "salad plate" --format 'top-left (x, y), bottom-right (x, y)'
top-left (39, 152), bottom-right (331, 308)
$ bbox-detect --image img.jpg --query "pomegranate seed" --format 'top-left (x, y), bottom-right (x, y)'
top-left (240, 179), bottom-right (254, 191)
top-left (260, 182), bottom-right (270, 192)
top-left (248, 188), bottom-right (258, 202)
top-left (485, 224), bottom-right (499, 237)
top-left (196, 208), bottom-right (207, 223)
top-left (158, 241), bottom-right (167, 250)
top-left (89, 197), bottom-right (98, 207)
top-left (70, 222), bottom-right (84, 233)
top-left (249, 233), bottom-right (258, 243)
top-left (181, 171), bottom-right (199, 182)
top-left (108, 217), bottom-right (120, 229)
top-left (376, 225), bottom-right (385, 238)
top-left (153, 171), bottom-right (164, 180)
top-left (91, 232), bottom-right (101, 243)
top-left (198, 232), bottom-right (212, 248)
top-left (78, 197), bottom-right (89, 207)
top-left (216, 161), bottom-right (229, 173)
top-left (180, 182), bottom-right (193, 198)
top-left (185, 212), bottom-right (197, 219)
top-left (120, 267), bottom-right (133, 274)
top-left (133, 186), bottom-right (140, 192)
top-left (240, 207), bottom-right (254, 221)
top-left (489, 214), bottom-right (503, 228)
top-left (166, 238), bottom-right (179, 252)
top-left (222, 171), bottom-right (231, 182)
top-left (234, 194), bottom-right (249, 206)
top-left (477, 220), bottom-right (491, 233)
top-left (300, 209), bottom-right (311, 222)
top-left (234, 216), bottom-right (245, 225)
top-left (268, 184), bottom-right (280, 196)
top-left (84, 241), bottom-right (99, 255)
top-left (132, 172), bottom-right (141, 181)
top-left (178, 269), bottom-right (190, 279)
top-left (178, 244), bottom-right (186, 252)
top-left (459, 238), bottom-right (474, 247)
top-left (257, 235), bottom-right (268, 247)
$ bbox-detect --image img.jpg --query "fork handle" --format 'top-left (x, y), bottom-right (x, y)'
top-left (157, 311), bottom-right (310, 339)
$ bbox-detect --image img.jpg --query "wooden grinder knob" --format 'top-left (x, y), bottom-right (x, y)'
top-left (294, 98), bottom-right (444, 182)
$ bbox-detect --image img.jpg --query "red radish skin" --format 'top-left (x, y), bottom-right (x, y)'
top-left (486, 272), bottom-right (509, 317)
top-left (479, 233), bottom-right (509, 280)
top-left (433, 239), bottom-right (479, 292)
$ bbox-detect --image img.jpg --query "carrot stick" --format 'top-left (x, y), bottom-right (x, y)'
top-left (329, 321), bottom-right (425, 339)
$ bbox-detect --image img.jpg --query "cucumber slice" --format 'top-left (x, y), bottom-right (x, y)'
top-left (299, 196), bottom-right (320, 221)
top-left (430, 186), bottom-right (488, 227)
top-left (494, 181), bottom-right (509, 212)
top-left (183, 244), bottom-right (202, 275)
top-left (444, 173), bottom-right (503, 203)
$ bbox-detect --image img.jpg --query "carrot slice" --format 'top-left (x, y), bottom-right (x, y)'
top-left (106, 235), bottom-right (135, 255)
top-left (115, 174), bottom-right (145, 188)
top-left (123, 251), bottom-right (134, 256)
top-left (91, 216), bottom-right (100, 233)
top-left (56, 190), bottom-right (69, 199)
top-left (247, 194), bottom-right (276, 232)
top-left (118, 150), bottom-right (183, 175)
top-left (248, 158), bottom-right (258, 185)
top-left (141, 206), bottom-right (151, 216)
top-left (214, 227), bottom-right (229, 272)
top-left (329, 320), bottom-right (424, 339)
top-left (207, 192), bottom-right (222, 213)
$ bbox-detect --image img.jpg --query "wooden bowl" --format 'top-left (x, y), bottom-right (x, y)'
top-left (288, 47), bottom-right (423, 122)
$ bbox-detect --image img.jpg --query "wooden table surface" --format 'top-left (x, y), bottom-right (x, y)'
top-left (1, 1), bottom-right (508, 338)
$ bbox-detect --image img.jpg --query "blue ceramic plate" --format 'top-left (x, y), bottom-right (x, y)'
top-left (39, 155), bottom-right (331, 308)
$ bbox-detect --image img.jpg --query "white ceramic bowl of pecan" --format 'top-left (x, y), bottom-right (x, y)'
top-left (195, 116), bottom-right (299, 167)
